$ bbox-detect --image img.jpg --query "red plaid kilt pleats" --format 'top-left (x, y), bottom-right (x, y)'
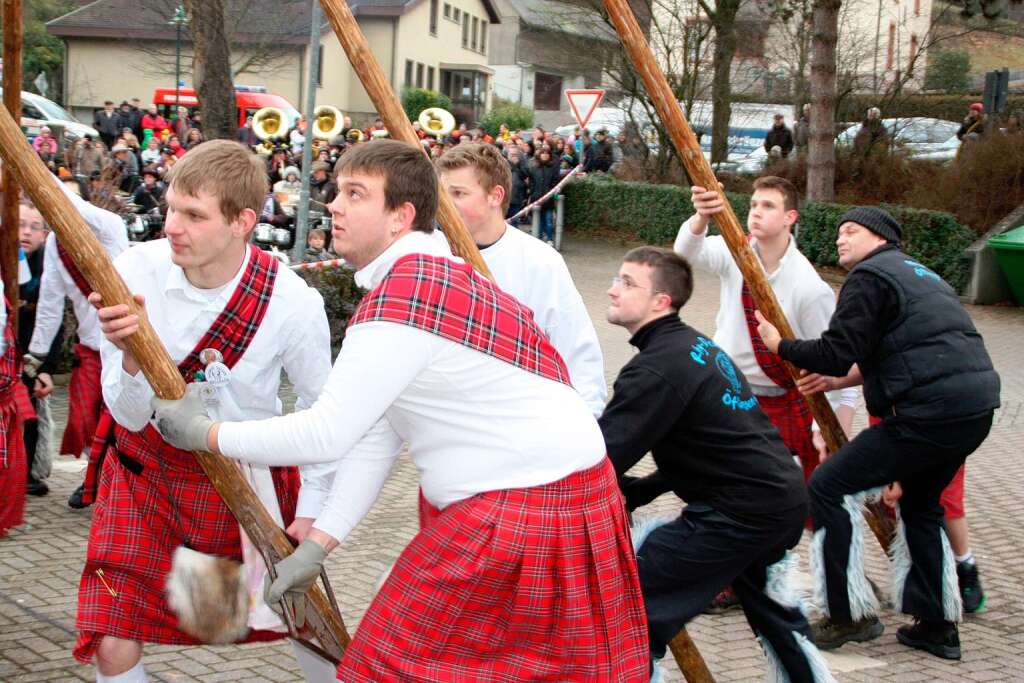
top-left (74, 425), bottom-right (299, 662)
top-left (61, 344), bottom-right (103, 458)
top-left (338, 459), bottom-right (650, 682)
top-left (0, 299), bottom-right (32, 538)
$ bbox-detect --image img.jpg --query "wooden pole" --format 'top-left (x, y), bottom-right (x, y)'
top-left (669, 630), bottom-right (716, 683)
top-left (2, 0), bottom-right (23, 335)
top-left (600, 0), bottom-right (894, 546)
top-left (0, 105), bottom-right (351, 663)
top-left (317, 0), bottom-right (491, 280)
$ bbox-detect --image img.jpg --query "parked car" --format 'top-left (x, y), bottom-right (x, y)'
top-left (836, 117), bottom-right (960, 161)
top-left (0, 88), bottom-right (99, 144)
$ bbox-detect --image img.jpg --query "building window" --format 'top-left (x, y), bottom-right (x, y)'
top-left (481, 21), bottom-right (487, 53)
top-left (428, 66), bottom-right (436, 90)
top-left (416, 62), bottom-right (425, 88)
top-left (908, 34), bottom-right (919, 74)
top-left (405, 59), bottom-right (414, 87)
top-left (430, 0), bottom-right (438, 35)
top-left (444, 2), bottom-right (451, 19)
top-left (453, 7), bottom-right (460, 21)
top-left (471, 16), bottom-right (479, 51)
top-left (534, 72), bottom-right (563, 111)
top-left (886, 22), bottom-right (895, 70)
top-left (462, 14), bottom-right (469, 48)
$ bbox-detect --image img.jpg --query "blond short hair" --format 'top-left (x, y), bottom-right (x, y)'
top-left (434, 142), bottom-right (512, 212)
top-left (165, 139), bottom-right (267, 222)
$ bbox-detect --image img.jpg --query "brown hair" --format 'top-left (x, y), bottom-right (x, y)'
top-left (165, 139), bottom-right (267, 222)
top-left (622, 246), bottom-right (694, 311)
top-left (334, 139), bottom-right (438, 233)
top-left (752, 175), bottom-right (799, 213)
top-left (433, 142), bottom-right (512, 212)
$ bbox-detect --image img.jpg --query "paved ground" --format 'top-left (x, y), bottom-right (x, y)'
top-left (2, 233), bottom-right (1023, 682)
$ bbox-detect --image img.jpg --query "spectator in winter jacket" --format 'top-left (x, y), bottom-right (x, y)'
top-left (32, 127), bottom-right (59, 168)
top-left (853, 107), bottom-right (891, 158)
top-left (116, 101), bottom-right (141, 137)
top-left (763, 114), bottom-right (795, 157)
top-left (794, 104), bottom-right (810, 153)
top-left (94, 101), bottom-right (121, 148)
top-left (506, 145), bottom-right (530, 221)
top-left (73, 136), bottom-right (104, 178)
top-left (140, 105), bottom-right (170, 146)
top-left (528, 148), bottom-right (560, 243)
top-left (585, 129), bottom-right (614, 173)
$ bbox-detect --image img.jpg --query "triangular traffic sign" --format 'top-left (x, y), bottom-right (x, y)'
top-left (565, 89), bottom-right (605, 131)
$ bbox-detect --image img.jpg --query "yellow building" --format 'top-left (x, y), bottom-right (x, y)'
top-left (47, 0), bottom-right (499, 125)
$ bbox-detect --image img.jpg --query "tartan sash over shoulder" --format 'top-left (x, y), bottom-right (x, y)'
top-left (349, 253), bottom-right (572, 386)
top-left (57, 240), bottom-right (94, 298)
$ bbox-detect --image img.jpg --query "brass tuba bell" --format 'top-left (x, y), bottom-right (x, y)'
top-left (312, 105), bottom-right (344, 140)
top-left (417, 107), bottom-right (455, 138)
top-left (252, 106), bottom-right (287, 141)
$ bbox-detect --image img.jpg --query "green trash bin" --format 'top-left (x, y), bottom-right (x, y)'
top-left (989, 225), bottom-right (1024, 305)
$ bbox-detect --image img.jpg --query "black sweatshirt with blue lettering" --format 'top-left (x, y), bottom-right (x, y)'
top-left (599, 314), bottom-right (807, 519)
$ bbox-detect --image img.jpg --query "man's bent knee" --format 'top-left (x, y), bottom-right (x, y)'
top-left (95, 636), bottom-right (142, 676)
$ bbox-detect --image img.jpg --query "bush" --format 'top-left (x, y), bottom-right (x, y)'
top-left (479, 102), bottom-right (535, 137)
top-left (297, 266), bottom-right (365, 353)
top-left (925, 50), bottom-right (972, 93)
top-left (564, 176), bottom-right (975, 291)
top-left (401, 88), bottom-right (452, 124)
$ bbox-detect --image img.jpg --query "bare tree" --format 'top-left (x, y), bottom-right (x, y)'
top-left (183, 0), bottom-right (236, 139)
top-left (806, 0), bottom-right (840, 201)
top-left (696, 0), bottom-right (743, 163)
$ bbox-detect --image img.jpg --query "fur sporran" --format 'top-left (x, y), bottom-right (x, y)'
top-left (165, 546), bottom-right (251, 644)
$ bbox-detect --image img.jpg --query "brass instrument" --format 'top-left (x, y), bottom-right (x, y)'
top-left (312, 105), bottom-right (344, 140)
top-left (418, 107), bottom-right (455, 138)
top-left (252, 106), bottom-right (287, 141)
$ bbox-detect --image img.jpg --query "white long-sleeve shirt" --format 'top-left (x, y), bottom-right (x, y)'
top-left (28, 179), bottom-right (129, 355)
top-left (674, 218), bottom-right (858, 412)
top-left (217, 230), bottom-right (606, 543)
top-left (481, 225), bottom-right (606, 416)
top-left (102, 240), bottom-right (334, 517)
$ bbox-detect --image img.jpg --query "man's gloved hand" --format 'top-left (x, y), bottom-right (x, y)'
top-left (263, 539), bottom-right (328, 628)
top-left (22, 353), bottom-right (44, 379)
top-left (152, 383), bottom-right (215, 452)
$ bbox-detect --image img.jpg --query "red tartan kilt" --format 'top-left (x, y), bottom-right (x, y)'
top-left (61, 345), bottom-right (103, 457)
top-left (758, 391), bottom-right (817, 483)
top-left (74, 424), bottom-right (299, 663)
top-left (339, 459), bottom-right (650, 682)
top-left (0, 399), bottom-right (27, 538)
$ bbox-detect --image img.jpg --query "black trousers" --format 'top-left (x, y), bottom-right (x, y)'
top-left (637, 502), bottom-right (817, 682)
top-left (809, 412), bottom-right (993, 623)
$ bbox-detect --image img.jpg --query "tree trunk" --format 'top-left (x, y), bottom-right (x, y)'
top-left (183, 0), bottom-right (236, 140)
top-left (806, 0), bottom-right (840, 202)
top-left (709, 0), bottom-right (739, 165)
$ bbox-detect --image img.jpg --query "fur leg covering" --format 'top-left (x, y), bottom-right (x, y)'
top-left (810, 492), bottom-right (880, 620)
top-left (759, 632), bottom-right (838, 683)
top-left (631, 514), bottom-right (675, 553)
top-left (165, 546), bottom-right (250, 644)
top-left (887, 506), bottom-right (963, 622)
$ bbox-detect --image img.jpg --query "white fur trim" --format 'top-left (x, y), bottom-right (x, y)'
top-left (794, 631), bottom-right (838, 683)
top-left (649, 657), bottom-right (665, 683)
top-left (759, 635), bottom-right (788, 683)
top-left (843, 493), bottom-right (880, 621)
top-left (810, 528), bottom-right (828, 617)
top-left (165, 546), bottom-right (250, 645)
top-left (765, 551), bottom-right (808, 616)
top-left (888, 507), bottom-right (912, 613)
top-left (940, 528), bottom-right (963, 622)
top-left (631, 515), bottom-right (675, 553)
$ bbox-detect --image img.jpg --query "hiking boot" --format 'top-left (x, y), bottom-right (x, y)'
top-left (67, 484), bottom-right (90, 509)
top-left (957, 561), bottom-right (986, 613)
top-left (897, 619), bottom-right (961, 660)
top-left (809, 616), bottom-right (884, 650)
top-left (704, 586), bottom-right (741, 615)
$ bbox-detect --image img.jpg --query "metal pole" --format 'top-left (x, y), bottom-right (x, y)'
top-left (175, 20), bottom-right (182, 110)
top-left (531, 204), bottom-right (540, 239)
top-left (294, 0), bottom-right (322, 263)
top-left (554, 194), bottom-right (564, 251)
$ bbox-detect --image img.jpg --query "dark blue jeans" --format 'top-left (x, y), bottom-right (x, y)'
top-left (538, 207), bottom-right (554, 241)
top-left (637, 502), bottom-right (815, 682)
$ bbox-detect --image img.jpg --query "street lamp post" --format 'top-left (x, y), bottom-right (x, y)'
top-left (170, 6), bottom-right (188, 111)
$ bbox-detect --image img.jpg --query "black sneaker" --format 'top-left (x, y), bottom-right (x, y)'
top-left (809, 616), bottom-right (884, 650)
top-left (957, 561), bottom-right (986, 613)
top-left (704, 586), bottom-right (741, 614)
top-left (897, 619), bottom-right (961, 660)
top-left (27, 479), bottom-right (49, 496)
top-left (67, 484), bottom-right (90, 509)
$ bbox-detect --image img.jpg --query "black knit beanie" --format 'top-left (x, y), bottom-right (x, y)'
top-left (837, 206), bottom-right (902, 243)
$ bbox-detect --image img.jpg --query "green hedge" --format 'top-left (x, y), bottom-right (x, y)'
top-left (563, 177), bottom-right (976, 291)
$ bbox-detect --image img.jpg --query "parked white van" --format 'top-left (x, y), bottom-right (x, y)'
top-left (0, 89), bottom-right (99, 143)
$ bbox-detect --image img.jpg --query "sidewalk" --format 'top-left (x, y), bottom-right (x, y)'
top-left (1, 234), bottom-right (1022, 681)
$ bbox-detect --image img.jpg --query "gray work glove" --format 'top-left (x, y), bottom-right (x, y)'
top-left (22, 353), bottom-right (44, 379)
top-left (263, 539), bottom-right (328, 628)
top-left (152, 383), bottom-right (215, 452)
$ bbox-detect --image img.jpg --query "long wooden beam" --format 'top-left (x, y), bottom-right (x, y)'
top-left (318, 0), bottom-right (491, 280)
top-left (0, 105), bottom-right (350, 663)
top-left (2, 0), bottom-right (23, 333)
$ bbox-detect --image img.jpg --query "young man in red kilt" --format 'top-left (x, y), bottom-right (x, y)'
top-left (81, 140), bottom-right (336, 683)
top-left (674, 176), bottom-right (858, 611)
top-left (152, 140), bottom-right (650, 682)
top-left (599, 247), bottom-right (835, 682)
top-left (0, 276), bottom-right (36, 538)
top-left (24, 179), bottom-right (128, 508)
